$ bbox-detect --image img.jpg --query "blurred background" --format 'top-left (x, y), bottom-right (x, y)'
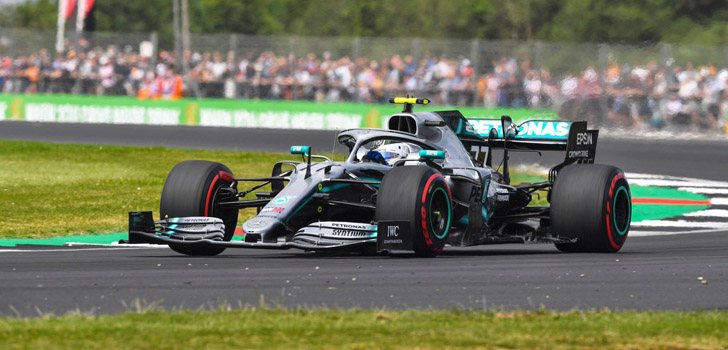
top-left (0, 0), bottom-right (727, 133)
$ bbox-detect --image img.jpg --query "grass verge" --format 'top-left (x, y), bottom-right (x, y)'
top-left (0, 308), bottom-right (726, 349)
top-left (0, 140), bottom-right (291, 237)
top-left (0, 139), bottom-right (545, 238)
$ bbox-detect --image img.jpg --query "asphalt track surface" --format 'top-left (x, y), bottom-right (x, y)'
top-left (1, 121), bottom-right (727, 316)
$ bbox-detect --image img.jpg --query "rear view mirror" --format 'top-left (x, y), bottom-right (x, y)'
top-left (419, 150), bottom-right (445, 160)
top-left (290, 145), bottom-right (311, 155)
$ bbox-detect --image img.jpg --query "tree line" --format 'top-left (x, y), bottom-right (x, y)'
top-left (2, 0), bottom-right (726, 48)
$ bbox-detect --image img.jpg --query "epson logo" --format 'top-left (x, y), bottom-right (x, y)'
top-left (387, 225), bottom-right (399, 237)
top-left (576, 132), bottom-right (593, 146)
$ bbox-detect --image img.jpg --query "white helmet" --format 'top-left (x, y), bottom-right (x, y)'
top-left (368, 142), bottom-right (410, 165)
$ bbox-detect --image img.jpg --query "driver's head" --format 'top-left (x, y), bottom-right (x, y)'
top-left (366, 142), bottom-right (410, 165)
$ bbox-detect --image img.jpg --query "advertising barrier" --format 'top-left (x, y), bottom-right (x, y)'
top-left (0, 94), bottom-right (557, 130)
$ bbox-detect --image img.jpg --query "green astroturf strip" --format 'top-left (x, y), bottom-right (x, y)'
top-left (632, 204), bottom-right (709, 222)
top-left (630, 185), bottom-right (709, 201)
top-left (0, 233), bottom-right (128, 247)
top-left (630, 185), bottom-right (710, 222)
top-left (0, 232), bottom-right (247, 247)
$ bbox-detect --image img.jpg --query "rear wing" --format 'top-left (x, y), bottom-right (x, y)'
top-left (435, 112), bottom-right (599, 179)
top-left (442, 114), bottom-right (598, 160)
top-left (468, 118), bottom-right (599, 181)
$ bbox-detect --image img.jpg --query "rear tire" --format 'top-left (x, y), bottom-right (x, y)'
top-left (160, 160), bottom-right (238, 256)
top-left (376, 166), bottom-right (453, 257)
top-left (551, 164), bottom-right (631, 253)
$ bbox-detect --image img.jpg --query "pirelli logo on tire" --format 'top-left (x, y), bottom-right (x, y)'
top-left (377, 221), bottom-right (413, 252)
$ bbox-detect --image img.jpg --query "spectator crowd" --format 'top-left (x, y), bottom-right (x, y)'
top-left (1, 45), bottom-right (727, 131)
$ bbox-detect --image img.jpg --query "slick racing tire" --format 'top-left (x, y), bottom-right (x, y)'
top-left (160, 160), bottom-right (238, 256)
top-left (551, 164), bottom-right (631, 253)
top-left (376, 166), bottom-right (453, 257)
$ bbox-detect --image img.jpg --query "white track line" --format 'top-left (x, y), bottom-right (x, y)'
top-left (678, 187), bottom-right (728, 195)
top-left (628, 179), bottom-right (728, 188)
top-left (626, 173), bottom-right (728, 185)
top-left (625, 172), bottom-right (707, 180)
top-left (625, 173), bottom-right (675, 179)
top-left (631, 220), bottom-right (728, 229)
top-left (712, 198), bottom-right (728, 205)
top-left (683, 209), bottom-right (728, 218)
top-left (629, 228), bottom-right (728, 237)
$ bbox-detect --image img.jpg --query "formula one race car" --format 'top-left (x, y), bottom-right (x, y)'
top-left (128, 97), bottom-right (632, 257)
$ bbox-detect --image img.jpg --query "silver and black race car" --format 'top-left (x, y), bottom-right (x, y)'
top-left (128, 97), bottom-right (632, 257)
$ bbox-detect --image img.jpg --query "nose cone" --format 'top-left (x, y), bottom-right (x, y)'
top-left (242, 217), bottom-right (287, 243)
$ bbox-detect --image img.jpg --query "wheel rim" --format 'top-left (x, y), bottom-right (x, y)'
top-left (210, 185), bottom-right (235, 215)
top-left (428, 187), bottom-right (451, 240)
top-left (612, 186), bottom-right (631, 237)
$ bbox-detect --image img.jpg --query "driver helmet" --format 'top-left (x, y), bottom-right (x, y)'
top-left (367, 142), bottom-right (411, 165)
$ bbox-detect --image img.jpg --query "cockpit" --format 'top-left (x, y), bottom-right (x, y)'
top-left (357, 140), bottom-right (424, 166)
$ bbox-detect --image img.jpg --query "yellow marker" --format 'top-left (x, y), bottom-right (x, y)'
top-left (390, 97), bottom-right (430, 105)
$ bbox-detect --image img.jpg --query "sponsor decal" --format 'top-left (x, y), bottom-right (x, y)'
top-left (568, 150), bottom-right (591, 158)
top-left (273, 195), bottom-right (296, 204)
top-left (329, 222), bottom-right (370, 230)
top-left (165, 217), bottom-right (224, 230)
top-left (563, 124), bottom-right (598, 162)
top-left (261, 207), bottom-right (285, 214)
top-left (168, 217), bottom-right (220, 223)
top-left (377, 220), bottom-right (412, 250)
top-left (330, 229), bottom-right (372, 237)
top-left (246, 219), bottom-right (269, 229)
top-left (200, 109), bottom-right (362, 130)
top-left (382, 225), bottom-right (403, 244)
top-left (387, 225), bottom-right (399, 237)
top-left (576, 132), bottom-right (593, 145)
top-left (23, 103), bottom-right (180, 125)
top-left (0, 94), bottom-right (558, 131)
top-left (470, 120), bottom-right (571, 140)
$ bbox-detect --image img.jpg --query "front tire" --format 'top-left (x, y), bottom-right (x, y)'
top-left (160, 160), bottom-right (238, 256)
top-left (376, 166), bottom-right (453, 257)
top-left (551, 164), bottom-right (631, 253)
